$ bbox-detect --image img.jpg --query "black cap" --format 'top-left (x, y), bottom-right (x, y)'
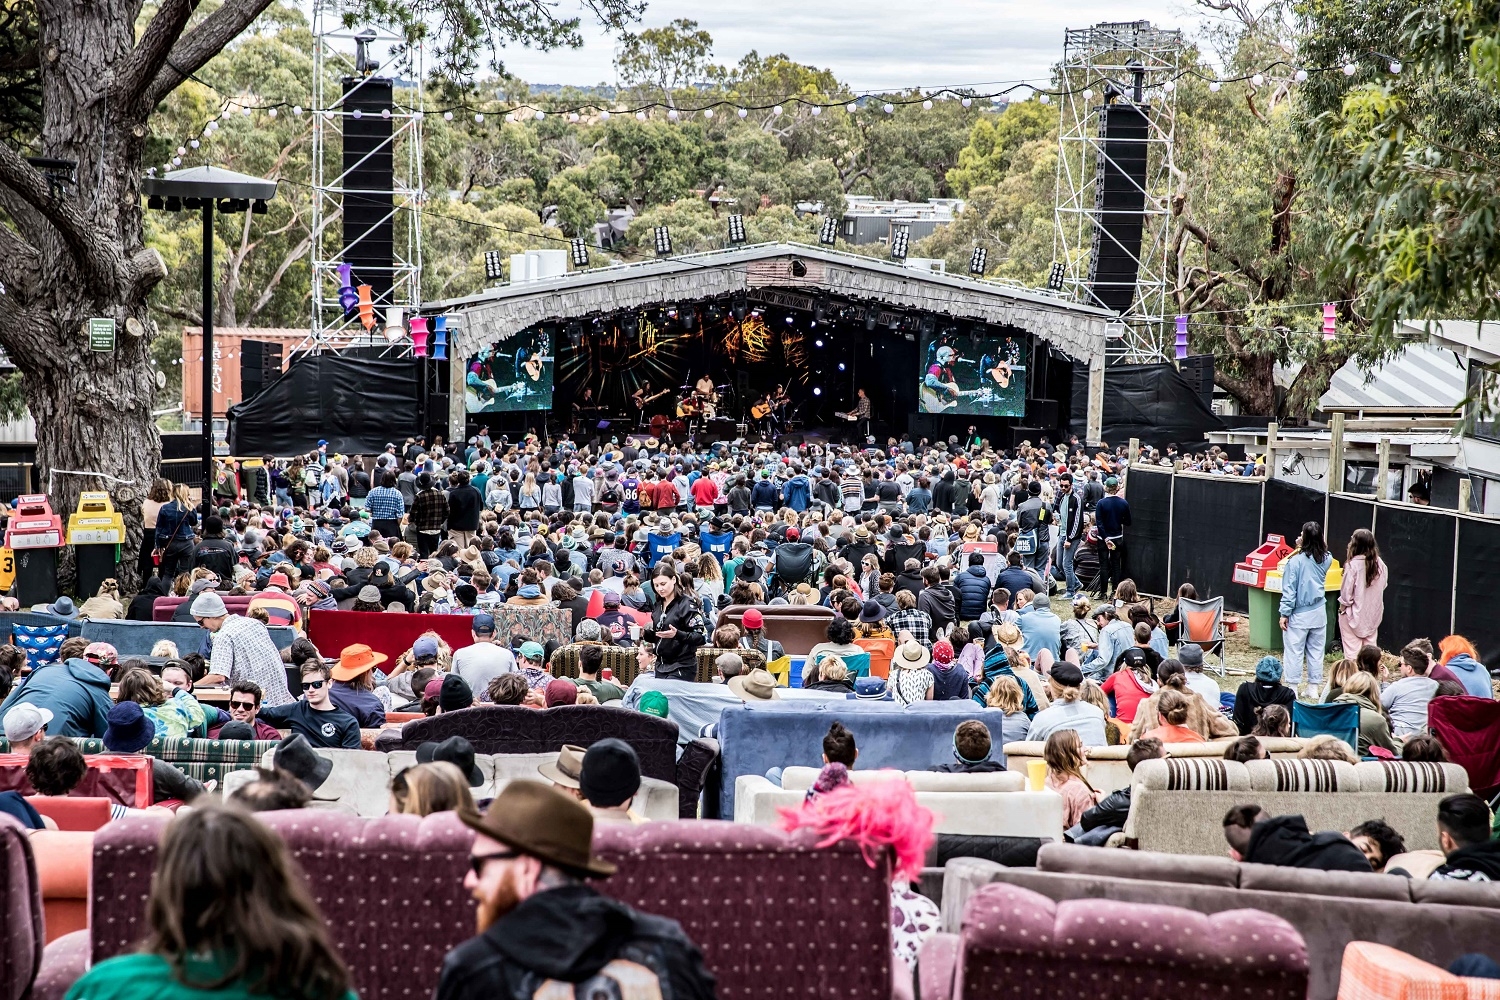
top-left (274, 733), bottom-right (332, 790)
top-left (1049, 662), bottom-right (1084, 687)
top-left (215, 720), bottom-right (255, 741)
top-left (579, 738), bottom-right (641, 809)
top-left (439, 673), bottom-right (474, 713)
top-left (416, 735), bottom-right (483, 786)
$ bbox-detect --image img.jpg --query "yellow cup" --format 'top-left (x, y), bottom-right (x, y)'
top-left (1027, 759), bottom-right (1047, 792)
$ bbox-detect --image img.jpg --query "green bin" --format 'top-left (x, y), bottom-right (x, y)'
top-left (1245, 587), bottom-right (1341, 652)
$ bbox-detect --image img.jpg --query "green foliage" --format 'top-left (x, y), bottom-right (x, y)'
top-left (614, 19), bottom-right (718, 104)
top-left (946, 101), bottom-right (1059, 196)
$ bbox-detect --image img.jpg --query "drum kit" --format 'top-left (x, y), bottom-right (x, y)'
top-left (676, 382), bottom-right (732, 419)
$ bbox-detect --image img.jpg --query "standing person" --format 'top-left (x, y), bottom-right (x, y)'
top-left (62, 804), bottom-right (356, 1000)
top-left (446, 470), bottom-right (483, 547)
top-left (1013, 480), bottom-right (1053, 574)
top-left (364, 471), bottom-right (407, 542)
top-left (191, 592), bottom-right (294, 706)
top-left (1053, 472), bottom-right (1086, 598)
top-left (1279, 521), bottom-right (1332, 696)
top-left (411, 472), bottom-right (449, 558)
top-left (647, 567), bottom-right (706, 682)
top-left (139, 478), bottom-right (171, 583)
top-left (436, 782), bottom-right (716, 1000)
top-left (191, 516), bottom-right (236, 580)
top-left (153, 483), bottom-right (198, 580)
top-left (1338, 528), bottom-right (1386, 655)
top-left (1092, 476), bottom-right (1129, 598)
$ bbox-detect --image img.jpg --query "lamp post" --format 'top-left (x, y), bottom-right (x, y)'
top-left (142, 166), bottom-right (277, 520)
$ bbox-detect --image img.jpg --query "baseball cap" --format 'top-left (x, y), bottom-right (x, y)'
top-left (412, 635), bottom-right (440, 660)
top-left (3, 704), bottom-right (52, 743)
top-left (83, 642), bottom-right (118, 664)
top-left (638, 691), bottom-right (669, 718)
top-left (471, 613), bottom-right (496, 635)
top-left (519, 641), bottom-right (545, 662)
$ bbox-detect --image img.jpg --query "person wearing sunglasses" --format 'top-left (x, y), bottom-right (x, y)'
top-left (255, 663), bottom-right (360, 749)
top-left (208, 682), bottom-right (282, 741)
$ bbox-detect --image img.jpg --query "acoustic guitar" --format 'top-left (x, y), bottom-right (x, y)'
top-left (920, 384), bottom-right (993, 412)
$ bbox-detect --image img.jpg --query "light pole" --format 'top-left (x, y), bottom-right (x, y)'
top-left (142, 166), bottom-right (277, 519)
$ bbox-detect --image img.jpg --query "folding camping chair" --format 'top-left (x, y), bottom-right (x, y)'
top-left (1176, 595), bottom-right (1226, 675)
top-left (1291, 701), bottom-right (1361, 752)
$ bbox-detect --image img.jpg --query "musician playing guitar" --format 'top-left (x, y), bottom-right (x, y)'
top-left (924, 346), bottom-right (962, 401)
top-left (522, 349), bottom-right (545, 381)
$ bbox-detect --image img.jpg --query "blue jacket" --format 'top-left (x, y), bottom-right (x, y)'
top-left (1278, 551), bottom-right (1331, 617)
top-left (954, 565), bottom-right (991, 620)
top-left (783, 475), bottom-right (811, 512)
top-left (1019, 607), bottom-right (1063, 662)
top-left (750, 480), bottom-right (781, 509)
top-left (0, 657), bottom-right (113, 737)
top-left (1444, 654), bottom-right (1493, 699)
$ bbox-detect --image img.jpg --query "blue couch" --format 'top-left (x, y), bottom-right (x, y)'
top-left (78, 619), bottom-right (296, 657)
top-left (714, 701), bottom-right (1020, 817)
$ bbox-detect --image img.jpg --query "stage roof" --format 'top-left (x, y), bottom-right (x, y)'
top-left (426, 242), bottom-right (1112, 369)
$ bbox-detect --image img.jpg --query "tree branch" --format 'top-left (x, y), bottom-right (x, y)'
top-left (115, 0), bottom-right (200, 115)
top-left (0, 220), bottom-right (41, 301)
top-left (144, 0), bottom-right (275, 108)
top-left (1180, 209), bottom-right (1269, 292)
top-left (0, 142), bottom-right (116, 287)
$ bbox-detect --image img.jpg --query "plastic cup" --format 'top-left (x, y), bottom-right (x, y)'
top-left (601, 668), bottom-right (613, 681)
top-left (629, 624), bottom-right (641, 641)
top-left (1027, 759), bottom-right (1047, 792)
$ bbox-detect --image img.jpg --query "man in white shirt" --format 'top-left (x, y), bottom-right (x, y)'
top-left (1382, 645), bottom-right (1440, 737)
top-left (1024, 663), bottom-right (1108, 745)
top-left (1178, 643), bottom-right (1223, 706)
top-left (451, 613), bottom-right (516, 702)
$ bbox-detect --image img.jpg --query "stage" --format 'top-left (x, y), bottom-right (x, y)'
top-left (427, 243), bottom-right (1113, 446)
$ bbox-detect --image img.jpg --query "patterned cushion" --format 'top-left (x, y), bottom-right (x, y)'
top-left (695, 647), bottom-right (764, 683)
top-left (548, 644), bottom-right (643, 685)
top-left (1247, 758), bottom-right (1357, 793)
top-left (0, 814), bottom-right (44, 1000)
top-left (0, 737), bottom-right (279, 784)
top-left (1354, 761), bottom-right (1467, 795)
top-left (1134, 757), bottom-right (1251, 791)
top-left (12, 624), bottom-right (68, 670)
top-left (1335, 941), bottom-right (1466, 1000)
top-left (957, 882), bottom-right (1308, 1000)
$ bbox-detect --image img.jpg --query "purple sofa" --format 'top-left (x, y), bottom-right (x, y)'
top-left (32, 812), bottom-right (896, 1000)
top-left (920, 881), bottom-right (1308, 1000)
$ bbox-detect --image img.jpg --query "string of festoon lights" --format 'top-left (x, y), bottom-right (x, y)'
top-left (147, 50), bottom-right (1406, 173)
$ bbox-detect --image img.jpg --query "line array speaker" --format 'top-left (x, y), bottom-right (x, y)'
top-left (239, 340), bottom-right (283, 401)
top-left (342, 76), bottom-right (395, 307)
top-left (1087, 103), bottom-right (1150, 313)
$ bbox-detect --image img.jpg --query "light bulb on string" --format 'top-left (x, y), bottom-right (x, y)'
top-left (994, 93), bottom-right (1010, 105)
top-left (922, 99), bottom-right (932, 109)
top-left (1294, 69), bottom-right (1308, 82)
top-left (293, 105), bottom-right (303, 115)
top-left (667, 108), bottom-right (679, 120)
top-left (474, 112), bottom-right (483, 122)
top-left (846, 103), bottom-right (857, 113)
top-left (703, 108), bottom-right (714, 118)
top-left (1163, 81), bottom-right (1174, 92)
top-left (534, 110), bottom-right (545, 120)
top-left (1038, 93), bottom-right (1050, 103)
top-left (599, 109), bottom-right (610, 119)
top-left (1082, 88), bottom-right (1093, 100)
top-left (773, 105), bottom-right (783, 116)
top-left (810, 106), bottom-right (821, 116)
top-left (443, 110), bottom-right (453, 120)
top-left (268, 107), bottom-right (277, 117)
top-left (636, 111), bottom-right (647, 120)
top-left (190, 139), bottom-right (199, 148)
top-left (352, 108), bottom-right (363, 118)
top-left (1251, 73), bottom-right (1264, 86)
top-left (172, 156), bottom-right (181, 165)
top-left (1389, 60), bottom-right (1402, 73)
top-left (882, 103), bottom-right (894, 113)
top-left (568, 112), bottom-right (579, 122)
top-left (1343, 63), bottom-right (1358, 76)
top-left (1209, 81), bottom-right (1221, 92)
top-left (176, 146), bottom-right (186, 155)
top-left (241, 107), bottom-right (251, 116)
top-left (961, 97), bottom-right (971, 107)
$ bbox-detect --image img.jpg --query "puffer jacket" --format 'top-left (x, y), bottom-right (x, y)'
top-left (954, 565), bottom-right (991, 620)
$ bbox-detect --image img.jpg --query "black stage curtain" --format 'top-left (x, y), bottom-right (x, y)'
top-left (1326, 495), bottom-right (1376, 579)
top-left (1169, 475), bottom-right (1264, 614)
top-left (1455, 517), bottom-right (1500, 666)
top-left (1122, 466), bottom-right (1171, 596)
top-left (1263, 478), bottom-right (1325, 550)
top-left (229, 355), bottom-right (421, 456)
top-left (1096, 363), bottom-right (1225, 447)
top-left (1374, 504), bottom-right (1455, 652)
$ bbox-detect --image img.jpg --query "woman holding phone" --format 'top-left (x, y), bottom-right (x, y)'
top-left (647, 566), bottom-right (706, 681)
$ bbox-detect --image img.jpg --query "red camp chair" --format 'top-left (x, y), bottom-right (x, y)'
top-left (1428, 695), bottom-right (1500, 797)
top-left (1177, 595), bottom-right (1225, 675)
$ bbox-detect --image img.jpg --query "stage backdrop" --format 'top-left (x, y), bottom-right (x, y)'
top-left (228, 354), bottom-right (420, 456)
top-left (917, 330), bottom-right (1026, 417)
top-left (466, 328), bottom-right (553, 413)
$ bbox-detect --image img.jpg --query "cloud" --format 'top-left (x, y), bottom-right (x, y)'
top-left (493, 0), bottom-right (1193, 91)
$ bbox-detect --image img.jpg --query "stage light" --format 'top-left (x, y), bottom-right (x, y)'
top-left (791, 259), bottom-right (807, 277)
top-left (164, 196), bottom-right (181, 212)
top-left (815, 339), bottom-right (824, 347)
top-left (814, 298), bottom-right (830, 324)
top-left (969, 246), bottom-right (988, 275)
top-left (727, 214), bottom-right (747, 244)
top-left (433, 315), bottom-right (448, 360)
top-left (919, 315), bottom-right (936, 337)
top-left (813, 387), bottom-right (822, 396)
top-left (484, 250), bottom-right (504, 281)
top-left (732, 296), bottom-right (747, 322)
top-left (654, 226), bottom-right (672, 256)
top-left (681, 308), bottom-right (696, 330)
top-left (409, 316), bottom-right (429, 357)
top-left (569, 239), bottom-right (589, 267)
top-left (567, 321), bottom-right (583, 347)
top-left (622, 313), bottom-right (639, 339)
top-left (865, 311), bottom-right (877, 332)
top-left (890, 225), bottom-right (910, 261)
top-left (1046, 261), bottom-right (1066, 291)
top-left (147, 195), bottom-right (164, 210)
top-left (785, 314), bottom-right (794, 325)
top-left (819, 215), bottom-right (838, 245)
top-left (838, 363), bottom-right (846, 371)
top-left (1174, 315), bottom-right (1188, 360)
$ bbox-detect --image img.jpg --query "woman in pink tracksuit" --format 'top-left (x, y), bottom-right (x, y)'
top-left (1338, 529), bottom-right (1387, 654)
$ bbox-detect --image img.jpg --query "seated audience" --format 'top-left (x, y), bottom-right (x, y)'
top-left (438, 674), bottom-right (476, 713)
top-left (1129, 659), bottom-right (1237, 741)
top-left (115, 665), bottom-right (207, 740)
top-left (1025, 663), bottom-right (1107, 745)
top-left (1067, 737), bottom-right (1166, 845)
top-left (1436, 635), bottom-right (1492, 698)
top-left (1250, 703), bottom-right (1292, 739)
top-left (1043, 729), bottom-right (1100, 828)
top-left (931, 720), bottom-right (1005, 773)
top-left (228, 766), bottom-right (315, 812)
top-left (257, 662), bottom-right (361, 749)
top-left (64, 804), bottom-right (355, 1000)
top-left (1177, 643), bottom-right (1221, 705)
top-left (0, 635), bottom-right (110, 737)
top-left (927, 639), bottom-right (970, 700)
top-left (808, 656), bottom-right (855, 694)
top-left (1233, 656), bottom-right (1296, 735)
top-left (574, 645), bottom-right (624, 703)
top-left (577, 738), bottom-right (645, 824)
top-left (985, 675), bottom-right (1032, 750)
top-left (823, 720), bottom-right (858, 768)
top-left (1224, 734), bottom-right (1268, 762)
top-left (389, 761), bottom-right (475, 816)
top-left (1430, 793), bottom-right (1500, 881)
top-left (1383, 643), bottom-right (1440, 737)
top-left (394, 667), bottom-right (438, 713)
top-left (3, 703), bottom-right (51, 754)
top-left (26, 736), bottom-right (170, 821)
top-left (1140, 688), bottom-right (1206, 743)
top-left (1297, 733), bottom-right (1359, 764)
top-left (487, 672), bottom-right (529, 707)
top-left (1221, 804), bottom-right (1371, 872)
top-left (516, 641), bottom-right (550, 690)
top-left (1401, 733), bottom-right (1449, 762)
top-left (889, 640), bottom-right (935, 704)
top-left (544, 678), bottom-right (578, 707)
top-left (451, 613), bottom-right (515, 698)
top-left (1100, 647), bottom-right (1155, 725)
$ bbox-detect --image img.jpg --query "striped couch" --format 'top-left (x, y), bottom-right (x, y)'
top-left (1125, 757), bottom-right (1470, 856)
top-left (0, 736), bottom-right (279, 783)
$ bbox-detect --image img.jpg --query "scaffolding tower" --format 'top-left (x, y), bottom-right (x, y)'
top-left (305, 3), bottom-right (423, 357)
top-left (1053, 21), bottom-right (1182, 363)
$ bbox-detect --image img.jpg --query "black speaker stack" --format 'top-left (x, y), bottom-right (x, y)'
top-left (1088, 103), bottom-right (1150, 313)
top-left (342, 76), bottom-right (395, 308)
top-left (1177, 354), bottom-right (1216, 412)
top-left (239, 340), bottom-right (283, 401)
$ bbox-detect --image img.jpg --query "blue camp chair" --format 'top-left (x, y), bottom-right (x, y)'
top-left (1291, 700), bottom-right (1361, 751)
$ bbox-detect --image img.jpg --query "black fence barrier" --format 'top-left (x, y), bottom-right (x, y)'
top-left (1122, 465), bottom-right (1171, 597)
top-left (1168, 474), bottom-right (1264, 614)
top-left (1127, 463), bottom-right (1499, 656)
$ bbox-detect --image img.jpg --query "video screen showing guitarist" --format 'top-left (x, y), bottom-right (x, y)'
top-left (465, 328), bottom-right (555, 413)
top-left (917, 330), bottom-right (1026, 417)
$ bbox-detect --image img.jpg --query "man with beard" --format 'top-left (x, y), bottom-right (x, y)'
top-left (436, 782), bottom-right (716, 1000)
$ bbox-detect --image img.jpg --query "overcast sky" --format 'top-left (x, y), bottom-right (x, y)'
top-left (470, 0), bottom-right (1211, 92)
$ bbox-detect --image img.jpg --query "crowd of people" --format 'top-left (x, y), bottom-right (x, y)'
top-left (2, 427), bottom-right (1497, 997)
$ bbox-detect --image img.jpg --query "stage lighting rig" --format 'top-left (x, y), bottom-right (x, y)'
top-left (654, 227), bottom-right (672, 256)
top-left (890, 225), bottom-right (910, 261)
top-left (969, 246), bottom-right (988, 275)
top-left (727, 214), bottom-right (747, 244)
top-left (484, 250), bottom-right (504, 281)
top-left (819, 215), bottom-right (838, 245)
top-left (569, 239), bottom-right (590, 267)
